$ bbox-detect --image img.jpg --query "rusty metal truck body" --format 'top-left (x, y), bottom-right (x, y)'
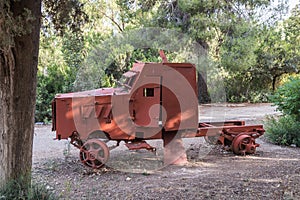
top-left (52, 56), bottom-right (264, 168)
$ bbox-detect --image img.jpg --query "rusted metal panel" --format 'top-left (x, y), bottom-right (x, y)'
top-left (133, 78), bottom-right (161, 127)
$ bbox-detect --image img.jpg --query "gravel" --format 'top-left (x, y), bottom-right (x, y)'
top-left (32, 103), bottom-right (300, 199)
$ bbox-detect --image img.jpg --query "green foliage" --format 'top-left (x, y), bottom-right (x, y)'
top-left (0, 179), bottom-right (57, 200)
top-left (61, 31), bottom-right (85, 91)
top-left (265, 115), bottom-right (300, 147)
top-left (42, 0), bottom-right (88, 36)
top-left (35, 0), bottom-right (300, 121)
top-left (36, 65), bottom-right (67, 122)
top-left (255, 25), bottom-right (298, 91)
top-left (220, 10), bottom-right (299, 101)
top-left (283, 4), bottom-right (300, 72)
top-left (36, 1), bottom-right (86, 122)
top-left (130, 48), bottom-right (161, 63)
top-left (77, 27), bottom-right (199, 91)
top-left (144, 0), bottom-right (291, 102)
top-left (104, 48), bottom-right (161, 86)
top-left (266, 77), bottom-right (300, 147)
top-left (220, 20), bottom-right (258, 72)
top-left (218, 21), bottom-right (265, 102)
top-left (270, 77), bottom-right (300, 120)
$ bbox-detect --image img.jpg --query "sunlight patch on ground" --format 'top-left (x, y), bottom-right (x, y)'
top-left (246, 156), bottom-right (300, 161)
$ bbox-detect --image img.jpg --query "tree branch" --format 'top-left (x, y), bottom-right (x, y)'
top-left (99, 11), bottom-right (124, 32)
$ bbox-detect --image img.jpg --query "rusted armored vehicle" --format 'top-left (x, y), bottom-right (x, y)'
top-left (52, 51), bottom-right (265, 169)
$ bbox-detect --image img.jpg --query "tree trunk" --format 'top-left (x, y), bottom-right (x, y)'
top-left (0, 0), bottom-right (41, 187)
top-left (198, 71), bottom-right (211, 103)
top-left (272, 75), bottom-right (279, 91)
top-left (196, 40), bottom-right (211, 104)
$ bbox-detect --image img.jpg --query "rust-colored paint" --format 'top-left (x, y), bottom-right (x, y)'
top-left (53, 61), bottom-right (199, 141)
top-left (52, 51), bottom-right (265, 168)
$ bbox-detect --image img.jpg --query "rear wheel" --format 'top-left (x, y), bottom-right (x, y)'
top-left (232, 134), bottom-right (257, 155)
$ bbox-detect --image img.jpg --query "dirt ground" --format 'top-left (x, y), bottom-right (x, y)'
top-left (32, 103), bottom-right (300, 199)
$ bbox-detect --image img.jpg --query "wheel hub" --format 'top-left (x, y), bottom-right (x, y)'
top-left (232, 134), bottom-right (258, 155)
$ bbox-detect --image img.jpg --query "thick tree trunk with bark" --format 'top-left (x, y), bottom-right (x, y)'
top-left (198, 71), bottom-right (211, 103)
top-left (0, 0), bottom-right (41, 187)
top-left (197, 40), bottom-right (211, 104)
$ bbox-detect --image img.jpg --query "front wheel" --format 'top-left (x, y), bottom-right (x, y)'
top-left (79, 139), bottom-right (110, 169)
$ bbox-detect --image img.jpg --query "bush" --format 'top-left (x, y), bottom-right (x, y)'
top-left (270, 77), bottom-right (300, 121)
top-left (265, 77), bottom-right (300, 147)
top-left (265, 115), bottom-right (300, 147)
top-left (35, 65), bottom-right (69, 123)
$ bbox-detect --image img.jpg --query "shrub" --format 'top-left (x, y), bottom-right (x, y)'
top-left (265, 77), bottom-right (300, 146)
top-left (265, 115), bottom-right (300, 147)
top-left (35, 65), bottom-right (68, 123)
top-left (270, 77), bottom-right (300, 121)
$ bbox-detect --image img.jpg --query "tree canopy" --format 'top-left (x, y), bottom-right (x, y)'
top-left (35, 0), bottom-right (300, 121)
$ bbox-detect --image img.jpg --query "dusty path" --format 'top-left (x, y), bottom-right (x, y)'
top-left (32, 103), bottom-right (300, 199)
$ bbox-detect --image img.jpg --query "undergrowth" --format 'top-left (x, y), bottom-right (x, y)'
top-left (265, 115), bottom-right (300, 147)
top-left (265, 77), bottom-right (300, 147)
top-left (0, 180), bottom-right (57, 200)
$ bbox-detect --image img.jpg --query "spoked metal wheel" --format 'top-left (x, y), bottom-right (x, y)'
top-left (232, 134), bottom-right (257, 155)
top-left (79, 139), bottom-right (110, 169)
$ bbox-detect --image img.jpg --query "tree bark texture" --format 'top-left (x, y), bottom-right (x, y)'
top-left (196, 39), bottom-right (211, 104)
top-left (197, 71), bottom-right (211, 104)
top-left (0, 0), bottom-right (41, 186)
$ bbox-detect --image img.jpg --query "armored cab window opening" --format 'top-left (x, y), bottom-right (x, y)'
top-left (143, 88), bottom-right (154, 97)
top-left (117, 71), bottom-right (138, 90)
